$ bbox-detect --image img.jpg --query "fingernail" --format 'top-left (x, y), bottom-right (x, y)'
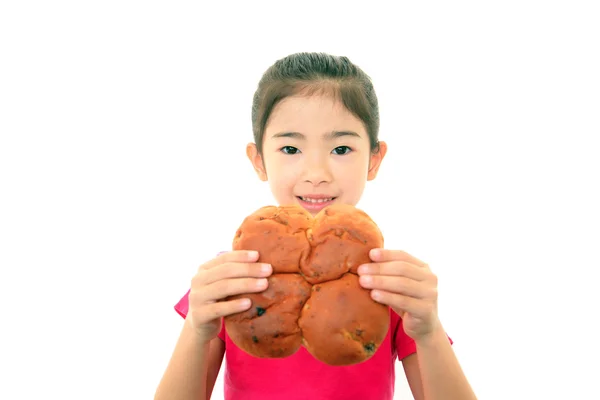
top-left (357, 264), bottom-right (369, 274)
top-left (239, 299), bottom-right (251, 308)
top-left (256, 278), bottom-right (268, 288)
top-left (260, 263), bottom-right (272, 273)
top-left (370, 249), bottom-right (381, 259)
top-left (248, 251), bottom-right (259, 260)
top-left (360, 275), bottom-right (373, 285)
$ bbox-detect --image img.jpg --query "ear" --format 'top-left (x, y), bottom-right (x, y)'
top-left (246, 143), bottom-right (268, 181)
top-left (367, 140), bottom-right (387, 181)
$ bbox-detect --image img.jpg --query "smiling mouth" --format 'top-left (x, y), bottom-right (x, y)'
top-left (297, 196), bottom-right (337, 203)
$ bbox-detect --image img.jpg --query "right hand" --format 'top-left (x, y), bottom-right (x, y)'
top-left (187, 250), bottom-right (272, 341)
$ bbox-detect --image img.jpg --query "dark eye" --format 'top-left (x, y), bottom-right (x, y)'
top-left (280, 146), bottom-right (300, 155)
top-left (332, 146), bottom-right (352, 155)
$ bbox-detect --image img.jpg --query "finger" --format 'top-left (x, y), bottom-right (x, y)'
top-left (357, 261), bottom-right (429, 281)
top-left (370, 290), bottom-right (430, 318)
top-left (200, 250), bottom-right (260, 270)
top-left (369, 249), bottom-right (428, 267)
top-left (194, 262), bottom-right (272, 286)
top-left (193, 277), bottom-right (269, 303)
top-left (359, 275), bottom-right (431, 299)
top-left (191, 298), bottom-right (253, 323)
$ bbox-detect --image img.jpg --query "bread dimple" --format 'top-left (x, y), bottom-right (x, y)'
top-left (301, 204), bottom-right (384, 284)
top-left (224, 203), bottom-right (389, 366)
top-left (232, 205), bottom-right (312, 273)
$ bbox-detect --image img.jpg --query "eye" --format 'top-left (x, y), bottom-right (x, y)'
top-left (280, 146), bottom-right (300, 155)
top-left (332, 146), bottom-right (352, 155)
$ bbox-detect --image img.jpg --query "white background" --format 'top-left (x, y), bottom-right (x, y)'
top-left (1, 1), bottom-right (599, 399)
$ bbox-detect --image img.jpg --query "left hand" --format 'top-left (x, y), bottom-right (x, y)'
top-left (357, 248), bottom-right (441, 342)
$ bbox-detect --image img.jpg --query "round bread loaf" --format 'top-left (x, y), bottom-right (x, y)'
top-left (224, 204), bottom-right (390, 366)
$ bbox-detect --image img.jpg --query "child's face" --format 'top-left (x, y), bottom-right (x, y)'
top-left (247, 94), bottom-right (387, 216)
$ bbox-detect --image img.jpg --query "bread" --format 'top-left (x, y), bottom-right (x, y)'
top-left (224, 204), bottom-right (390, 366)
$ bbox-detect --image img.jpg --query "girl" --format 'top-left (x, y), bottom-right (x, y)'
top-left (155, 52), bottom-right (476, 400)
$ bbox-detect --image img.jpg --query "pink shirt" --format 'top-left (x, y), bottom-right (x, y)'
top-left (174, 288), bottom-right (438, 400)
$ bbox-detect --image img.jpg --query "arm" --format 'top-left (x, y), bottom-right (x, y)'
top-left (357, 249), bottom-right (476, 400)
top-left (403, 326), bottom-right (477, 400)
top-left (154, 318), bottom-right (225, 400)
top-left (206, 336), bottom-right (226, 399)
top-left (155, 250), bottom-right (267, 399)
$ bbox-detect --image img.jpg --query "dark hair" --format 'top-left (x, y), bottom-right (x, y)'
top-left (251, 52), bottom-right (380, 155)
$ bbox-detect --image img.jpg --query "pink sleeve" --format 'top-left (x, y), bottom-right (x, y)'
top-left (174, 289), bottom-right (191, 319)
top-left (392, 310), bottom-right (417, 360)
top-left (174, 289), bottom-right (226, 342)
top-left (392, 310), bottom-right (453, 360)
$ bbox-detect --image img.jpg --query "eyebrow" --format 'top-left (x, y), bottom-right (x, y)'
top-left (270, 130), bottom-right (362, 140)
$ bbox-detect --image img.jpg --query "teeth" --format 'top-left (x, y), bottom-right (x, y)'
top-left (300, 197), bottom-right (334, 203)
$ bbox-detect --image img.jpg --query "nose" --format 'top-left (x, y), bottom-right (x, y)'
top-left (302, 154), bottom-right (333, 185)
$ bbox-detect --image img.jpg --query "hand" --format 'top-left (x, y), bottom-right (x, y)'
top-left (187, 250), bottom-right (272, 341)
top-left (357, 249), bottom-right (441, 342)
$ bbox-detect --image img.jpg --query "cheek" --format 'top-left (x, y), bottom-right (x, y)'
top-left (266, 156), bottom-right (300, 185)
top-left (334, 155), bottom-right (370, 178)
top-left (268, 168), bottom-right (298, 204)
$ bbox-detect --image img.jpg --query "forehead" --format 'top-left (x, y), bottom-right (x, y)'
top-left (264, 94), bottom-right (368, 141)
